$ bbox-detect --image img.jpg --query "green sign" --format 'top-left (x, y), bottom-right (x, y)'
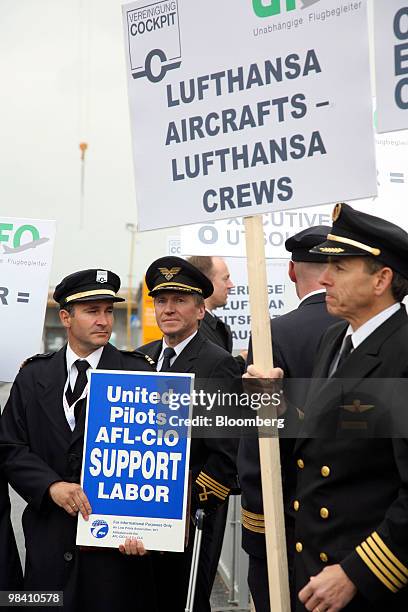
top-left (252, 0), bottom-right (296, 18)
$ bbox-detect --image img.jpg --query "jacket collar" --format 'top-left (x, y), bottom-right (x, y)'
top-left (298, 291), bottom-right (327, 309)
top-left (205, 310), bottom-right (218, 329)
top-left (294, 308), bottom-right (408, 452)
top-left (37, 346), bottom-right (73, 442)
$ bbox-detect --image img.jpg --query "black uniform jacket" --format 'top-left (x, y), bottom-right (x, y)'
top-left (0, 343), bottom-right (154, 609)
top-left (238, 292), bottom-right (338, 558)
top-left (139, 331), bottom-right (241, 511)
top-left (293, 306), bottom-right (408, 611)
top-left (0, 472), bottom-right (23, 589)
top-left (200, 311), bottom-right (233, 353)
top-left (199, 311), bottom-right (246, 374)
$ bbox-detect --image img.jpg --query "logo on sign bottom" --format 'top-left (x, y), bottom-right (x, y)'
top-left (91, 519), bottom-right (109, 539)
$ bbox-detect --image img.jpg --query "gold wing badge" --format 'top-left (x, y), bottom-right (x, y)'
top-left (341, 399), bottom-right (375, 413)
top-left (158, 267), bottom-right (182, 281)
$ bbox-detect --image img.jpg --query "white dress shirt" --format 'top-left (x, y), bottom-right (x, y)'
top-left (64, 345), bottom-right (104, 430)
top-left (157, 331), bottom-right (198, 371)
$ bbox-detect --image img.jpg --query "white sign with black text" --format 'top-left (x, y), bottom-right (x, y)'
top-left (213, 258), bottom-right (298, 351)
top-left (123, 0), bottom-right (377, 230)
top-left (179, 132), bottom-right (408, 256)
top-left (374, 1), bottom-right (408, 133)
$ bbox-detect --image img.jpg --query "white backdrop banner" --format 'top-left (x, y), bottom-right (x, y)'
top-left (180, 131), bottom-right (408, 256)
top-left (211, 258), bottom-right (297, 351)
top-left (375, 1), bottom-right (408, 134)
top-left (0, 217), bottom-right (56, 382)
top-left (123, 0), bottom-right (377, 230)
top-left (180, 207), bottom-right (332, 259)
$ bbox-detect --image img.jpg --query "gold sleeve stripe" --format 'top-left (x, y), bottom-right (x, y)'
top-left (202, 472), bottom-right (230, 494)
top-left (372, 532), bottom-right (408, 578)
top-left (242, 516), bottom-right (265, 527)
top-left (243, 517), bottom-right (265, 528)
top-left (196, 474), bottom-right (226, 496)
top-left (241, 511), bottom-right (264, 525)
top-left (196, 475), bottom-right (228, 500)
top-left (242, 518), bottom-right (265, 534)
top-left (361, 542), bottom-right (405, 589)
top-left (242, 519), bottom-right (265, 527)
top-left (242, 508), bottom-right (265, 521)
top-left (196, 476), bottom-right (228, 498)
top-left (196, 478), bottom-right (225, 500)
top-left (366, 537), bottom-right (408, 585)
top-left (356, 546), bottom-right (398, 593)
top-left (199, 472), bottom-right (230, 495)
top-left (196, 476), bottom-right (226, 499)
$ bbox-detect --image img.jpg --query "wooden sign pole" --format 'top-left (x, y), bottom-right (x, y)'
top-left (244, 215), bottom-right (290, 612)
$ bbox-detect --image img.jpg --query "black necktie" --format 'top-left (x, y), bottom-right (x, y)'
top-left (160, 347), bottom-right (176, 372)
top-left (66, 360), bottom-right (90, 422)
top-left (336, 335), bottom-right (353, 370)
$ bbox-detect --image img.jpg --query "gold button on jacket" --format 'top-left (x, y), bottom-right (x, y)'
top-left (321, 466), bottom-right (330, 477)
top-left (297, 459), bottom-right (305, 469)
top-left (293, 500), bottom-right (300, 511)
top-left (320, 552), bottom-right (328, 563)
top-left (296, 542), bottom-right (303, 553)
top-left (320, 507), bottom-right (329, 519)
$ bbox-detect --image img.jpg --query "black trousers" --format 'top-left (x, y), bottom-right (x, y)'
top-left (248, 520), bottom-right (296, 612)
top-left (206, 498), bottom-right (229, 586)
top-left (248, 555), bottom-right (270, 612)
top-left (151, 503), bottom-right (228, 612)
top-left (78, 548), bottom-right (156, 612)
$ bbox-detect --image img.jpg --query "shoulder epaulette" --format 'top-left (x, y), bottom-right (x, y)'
top-left (120, 349), bottom-right (156, 367)
top-left (144, 354), bottom-right (156, 367)
top-left (20, 351), bottom-right (56, 369)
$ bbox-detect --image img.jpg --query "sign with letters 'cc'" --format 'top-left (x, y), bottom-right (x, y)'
top-left (374, 1), bottom-right (408, 134)
top-left (123, 0), bottom-right (377, 230)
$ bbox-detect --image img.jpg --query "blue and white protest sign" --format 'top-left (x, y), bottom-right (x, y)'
top-left (123, 0), bottom-right (376, 231)
top-left (77, 370), bottom-right (193, 552)
top-left (374, 1), bottom-right (408, 133)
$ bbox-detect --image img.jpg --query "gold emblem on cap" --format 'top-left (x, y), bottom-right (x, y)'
top-left (327, 234), bottom-right (381, 257)
top-left (319, 247), bottom-right (345, 254)
top-left (332, 203), bottom-right (342, 221)
top-left (158, 267), bottom-right (182, 281)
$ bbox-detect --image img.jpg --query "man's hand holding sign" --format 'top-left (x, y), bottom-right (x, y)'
top-left (49, 481), bottom-right (92, 520)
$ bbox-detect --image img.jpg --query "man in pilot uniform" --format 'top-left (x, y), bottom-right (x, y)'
top-left (238, 225), bottom-right (338, 611)
top-left (282, 204), bottom-right (408, 611)
top-left (138, 256), bottom-right (241, 612)
top-left (0, 269), bottom-right (156, 612)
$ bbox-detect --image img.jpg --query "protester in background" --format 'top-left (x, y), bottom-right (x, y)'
top-left (187, 255), bottom-right (247, 373)
top-left (138, 256), bottom-right (241, 612)
top-left (238, 225), bottom-right (337, 611)
top-left (187, 255), bottom-right (245, 586)
top-left (0, 269), bottom-right (155, 612)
